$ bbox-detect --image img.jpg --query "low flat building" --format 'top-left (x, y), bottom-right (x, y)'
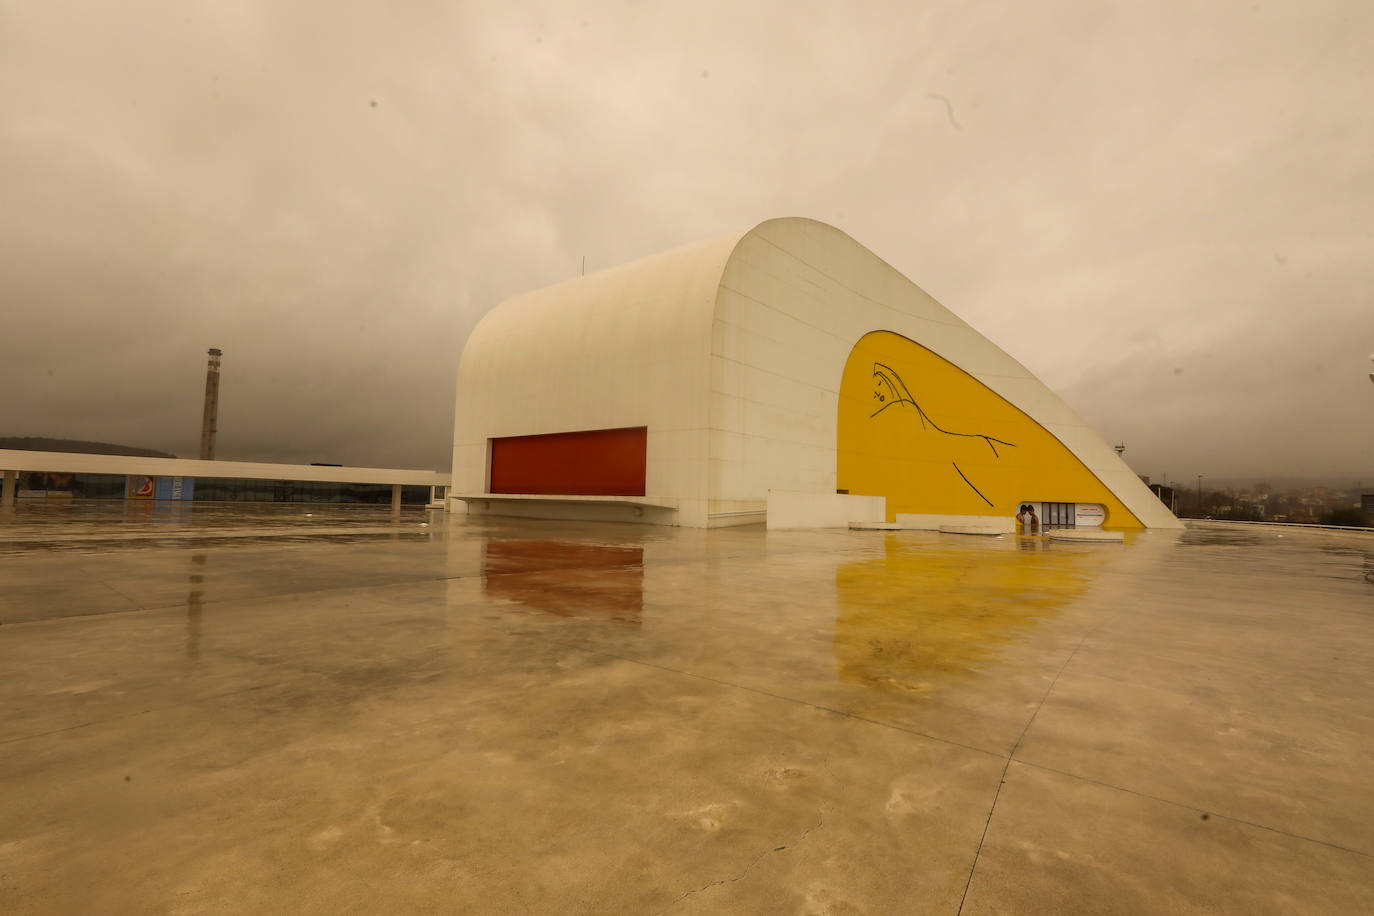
top-left (0, 450), bottom-right (449, 510)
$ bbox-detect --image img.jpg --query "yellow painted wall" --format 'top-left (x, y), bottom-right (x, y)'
top-left (836, 331), bottom-right (1141, 527)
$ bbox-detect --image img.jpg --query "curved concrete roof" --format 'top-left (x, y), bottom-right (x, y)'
top-left (453, 217), bottom-right (1180, 529)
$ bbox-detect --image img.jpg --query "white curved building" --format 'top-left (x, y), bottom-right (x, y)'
top-left (451, 218), bottom-right (1180, 531)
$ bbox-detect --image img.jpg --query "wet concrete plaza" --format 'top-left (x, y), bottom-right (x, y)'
top-left (2, 503), bottom-right (1372, 913)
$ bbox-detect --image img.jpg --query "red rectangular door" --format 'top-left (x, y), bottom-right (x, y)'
top-left (489, 427), bottom-right (647, 497)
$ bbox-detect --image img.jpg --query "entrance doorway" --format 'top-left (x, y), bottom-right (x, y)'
top-left (1043, 502), bottom-right (1075, 528)
top-left (489, 426), bottom-right (647, 497)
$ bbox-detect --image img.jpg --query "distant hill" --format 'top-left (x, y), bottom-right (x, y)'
top-left (1194, 476), bottom-right (1368, 492)
top-left (0, 437), bottom-right (178, 459)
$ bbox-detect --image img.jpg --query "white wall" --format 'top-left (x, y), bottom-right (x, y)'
top-left (451, 233), bottom-right (744, 528)
top-left (708, 219), bottom-right (1181, 529)
top-left (894, 513), bottom-right (1015, 532)
top-left (766, 490), bottom-right (885, 530)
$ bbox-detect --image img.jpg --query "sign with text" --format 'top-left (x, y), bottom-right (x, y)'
top-left (155, 476), bottom-right (195, 501)
top-left (125, 476), bottom-right (195, 500)
top-left (1074, 503), bottom-right (1106, 527)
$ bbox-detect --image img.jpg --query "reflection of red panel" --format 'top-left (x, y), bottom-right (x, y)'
top-left (483, 540), bottom-right (643, 620)
top-left (490, 427), bottom-right (647, 497)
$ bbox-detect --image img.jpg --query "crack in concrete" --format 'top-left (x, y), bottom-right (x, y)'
top-left (656, 810), bottom-right (824, 913)
top-left (956, 626), bottom-right (1102, 915)
top-left (560, 637), bottom-right (1374, 862)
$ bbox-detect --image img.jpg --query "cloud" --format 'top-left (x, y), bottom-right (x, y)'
top-left (2, 0), bottom-right (1371, 478)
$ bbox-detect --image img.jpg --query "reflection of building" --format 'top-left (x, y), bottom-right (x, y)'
top-left (833, 534), bottom-right (1106, 693)
top-left (482, 540), bottom-right (643, 620)
top-left (452, 218), bottom-right (1181, 530)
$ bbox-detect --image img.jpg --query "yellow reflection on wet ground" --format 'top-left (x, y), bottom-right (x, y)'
top-left (834, 533), bottom-right (1117, 695)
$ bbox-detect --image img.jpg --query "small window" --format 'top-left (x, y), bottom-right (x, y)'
top-left (1044, 502), bottom-right (1075, 528)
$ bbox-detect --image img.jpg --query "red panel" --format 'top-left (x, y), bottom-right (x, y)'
top-left (490, 427), bottom-right (647, 497)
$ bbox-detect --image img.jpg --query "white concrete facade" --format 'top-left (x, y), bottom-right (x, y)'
top-left (894, 513), bottom-right (1018, 533)
top-left (452, 218), bottom-right (1180, 529)
top-left (765, 490), bottom-right (886, 531)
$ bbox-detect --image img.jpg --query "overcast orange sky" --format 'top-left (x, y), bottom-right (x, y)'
top-left (3, 1), bottom-right (1371, 482)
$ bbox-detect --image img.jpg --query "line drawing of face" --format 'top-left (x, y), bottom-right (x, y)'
top-left (866, 361), bottom-right (1016, 508)
top-left (871, 362), bottom-right (916, 416)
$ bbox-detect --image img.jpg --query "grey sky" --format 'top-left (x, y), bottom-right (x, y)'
top-left (3, 1), bottom-right (1371, 481)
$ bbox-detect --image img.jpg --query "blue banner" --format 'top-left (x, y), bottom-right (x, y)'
top-left (151, 476), bottom-right (195, 500)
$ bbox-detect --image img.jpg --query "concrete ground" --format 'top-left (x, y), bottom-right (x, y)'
top-left (1, 503), bottom-right (1372, 914)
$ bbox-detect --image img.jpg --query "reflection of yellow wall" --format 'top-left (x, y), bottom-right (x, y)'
top-left (835, 534), bottom-right (1107, 694)
top-left (837, 331), bottom-right (1141, 527)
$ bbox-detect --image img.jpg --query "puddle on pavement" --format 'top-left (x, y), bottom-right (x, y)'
top-left (833, 534), bottom-right (1113, 695)
top-left (482, 539), bottom-right (644, 621)
top-left (1302, 542), bottom-right (1374, 591)
top-left (0, 500), bottom-right (435, 533)
top-left (1178, 528), bottom-right (1266, 547)
top-left (0, 531), bottom-right (435, 557)
top-left (187, 553), bottom-right (205, 662)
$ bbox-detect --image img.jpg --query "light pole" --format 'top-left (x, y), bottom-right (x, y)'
top-left (1196, 474), bottom-right (1204, 519)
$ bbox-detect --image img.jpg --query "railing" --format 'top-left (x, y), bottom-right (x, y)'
top-left (1187, 518), bottom-right (1373, 534)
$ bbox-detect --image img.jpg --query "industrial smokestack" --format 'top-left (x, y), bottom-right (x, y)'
top-left (199, 348), bottom-right (222, 460)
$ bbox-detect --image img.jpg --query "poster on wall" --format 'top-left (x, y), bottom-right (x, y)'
top-left (126, 475), bottom-right (156, 499)
top-left (1074, 504), bottom-right (1106, 527)
top-left (155, 476), bottom-right (195, 501)
top-left (17, 471), bottom-right (74, 498)
top-left (1014, 502), bottom-right (1044, 532)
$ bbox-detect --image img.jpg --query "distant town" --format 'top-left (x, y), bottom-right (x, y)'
top-left (1143, 477), bottom-right (1371, 526)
